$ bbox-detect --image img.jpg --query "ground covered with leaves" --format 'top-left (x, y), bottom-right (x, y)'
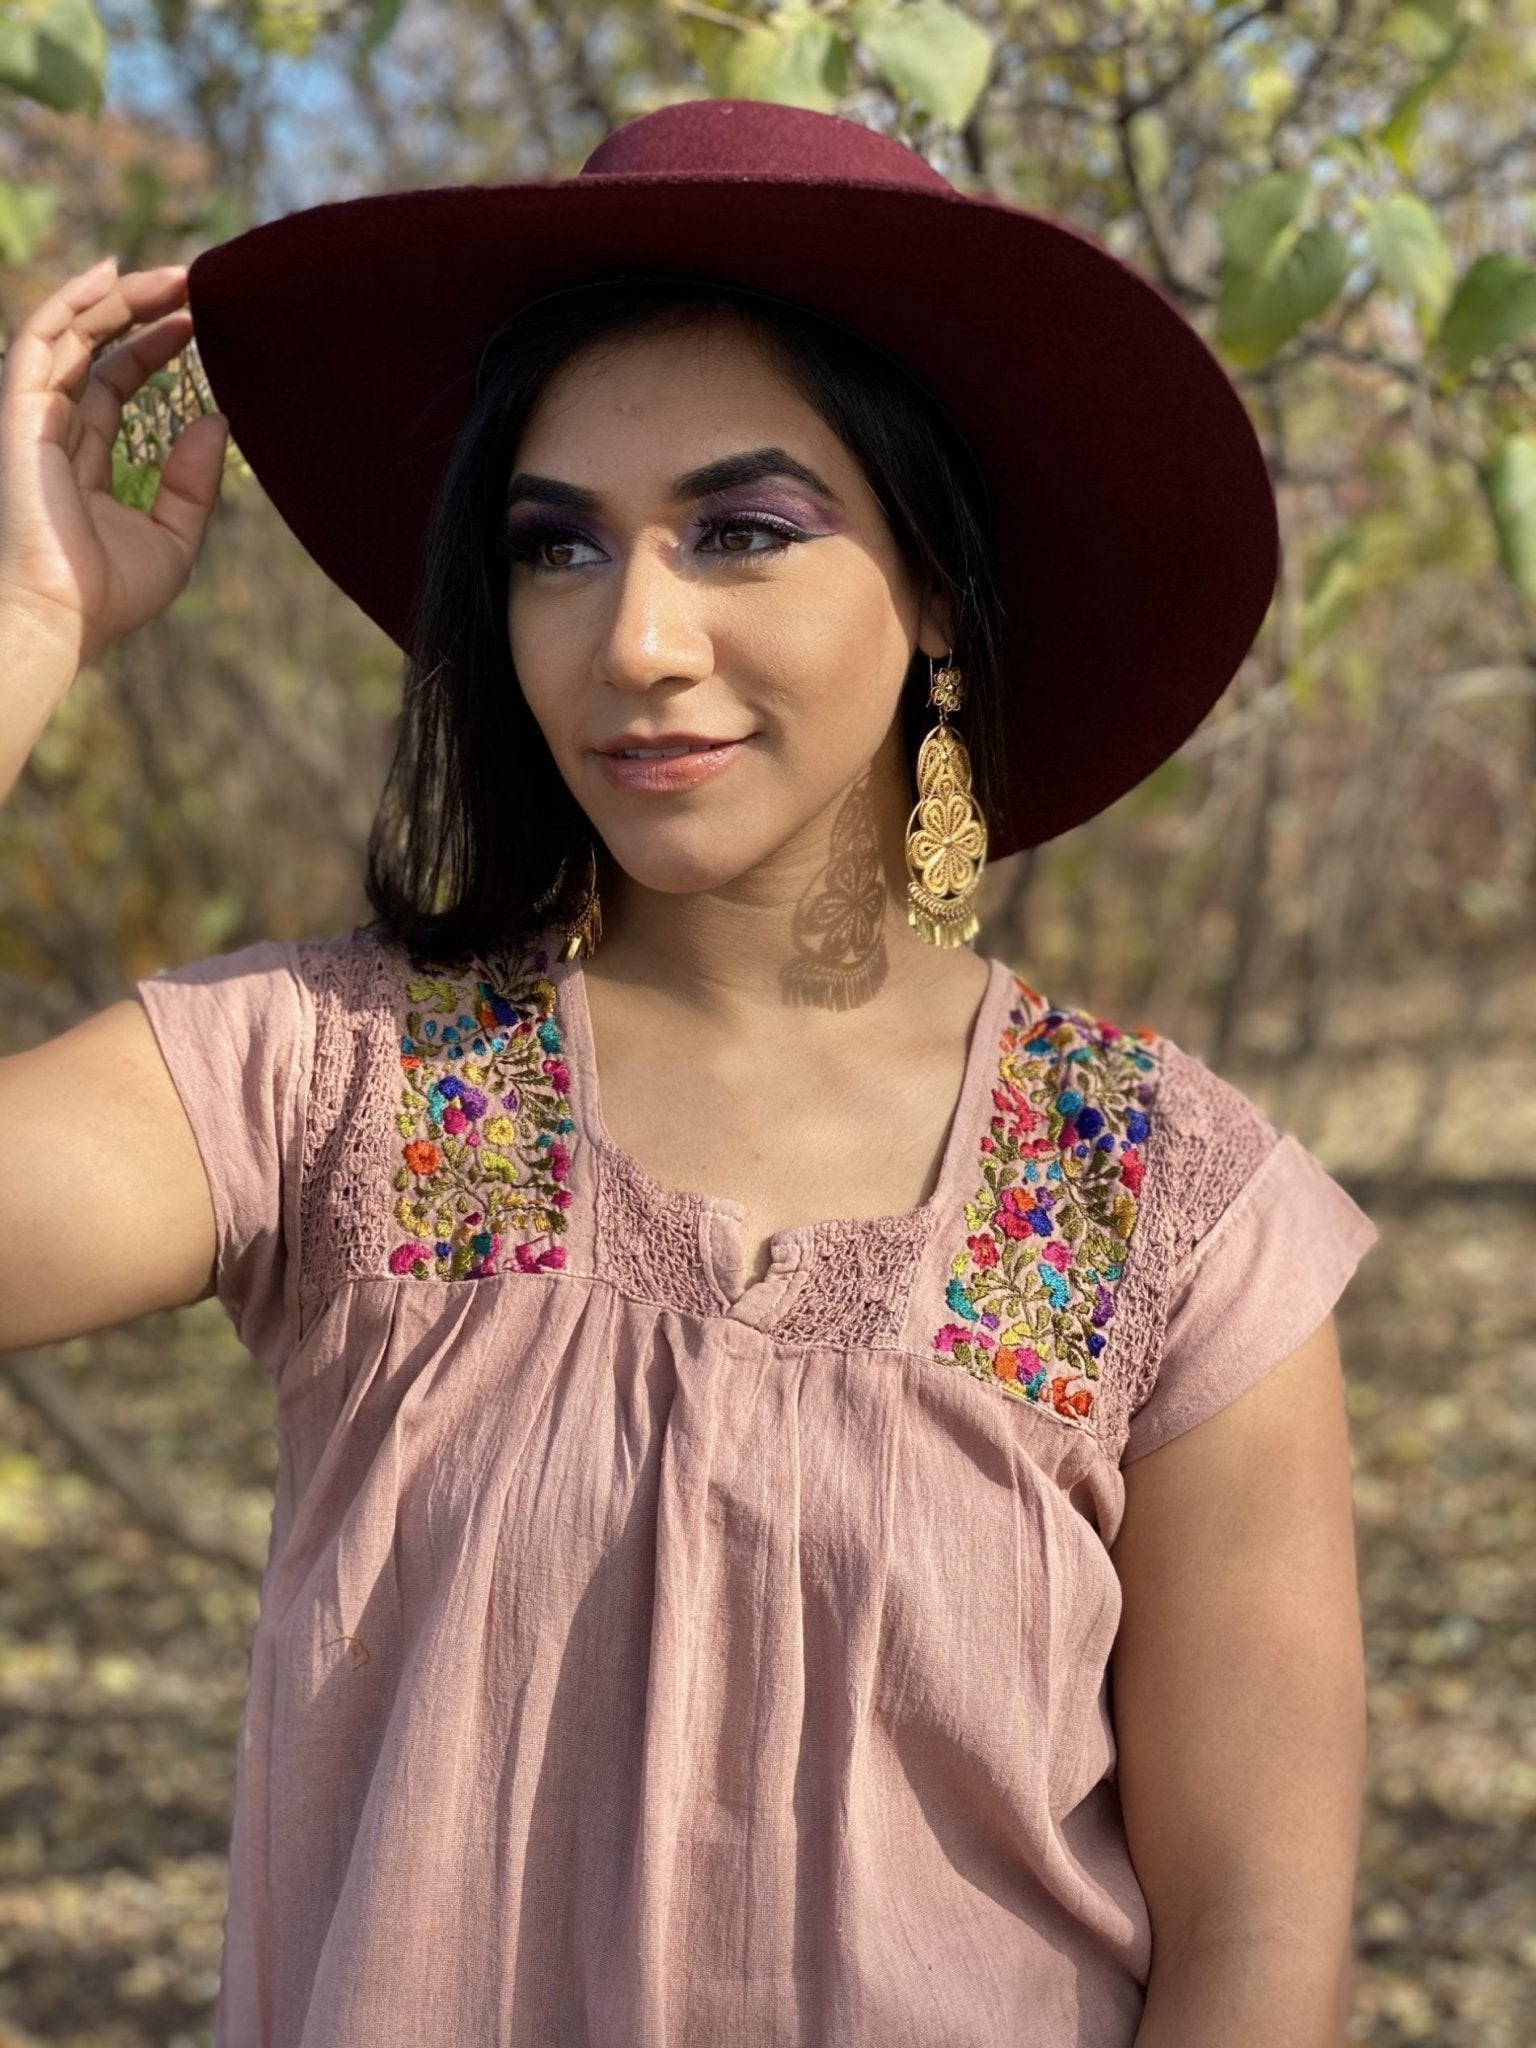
top-left (0, 1195), bottom-right (1531, 2045)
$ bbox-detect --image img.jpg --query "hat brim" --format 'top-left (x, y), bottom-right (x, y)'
top-left (188, 172), bottom-right (1279, 859)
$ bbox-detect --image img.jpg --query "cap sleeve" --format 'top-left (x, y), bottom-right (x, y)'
top-left (1119, 1046), bottom-right (1380, 1466)
top-left (134, 938), bottom-right (309, 1373)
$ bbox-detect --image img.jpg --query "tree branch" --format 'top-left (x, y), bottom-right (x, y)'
top-left (0, 1350), bottom-right (267, 1580)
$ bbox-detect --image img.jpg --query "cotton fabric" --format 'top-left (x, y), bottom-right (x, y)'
top-left (135, 925), bottom-right (1379, 2048)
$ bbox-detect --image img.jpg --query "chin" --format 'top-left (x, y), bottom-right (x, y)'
top-left (594, 819), bottom-right (779, 897)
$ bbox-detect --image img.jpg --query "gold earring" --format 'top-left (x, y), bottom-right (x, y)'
top-left (904, 653), bottom-right (988, 949)
top-left (552, 839), bottom-right (603, 961)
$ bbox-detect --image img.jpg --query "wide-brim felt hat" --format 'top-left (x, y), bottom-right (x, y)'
top-left (186, 96), bottom-right (1279, 860)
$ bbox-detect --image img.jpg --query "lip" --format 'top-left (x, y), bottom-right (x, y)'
top-left (593, 735), bottom-right (751, 795)
top-left (595, 731), bottom-right (745, 754)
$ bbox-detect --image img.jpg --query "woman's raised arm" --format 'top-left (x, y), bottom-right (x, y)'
top-left (1, 258), bottom-right (232, 1345)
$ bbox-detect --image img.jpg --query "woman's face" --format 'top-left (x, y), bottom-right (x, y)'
top-left (504, 312), bottom-right (951, 898)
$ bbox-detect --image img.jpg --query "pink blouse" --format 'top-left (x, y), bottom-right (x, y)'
top-left (135, 924), bottom-right (1379, 2048)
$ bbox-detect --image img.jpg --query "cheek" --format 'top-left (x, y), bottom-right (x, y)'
top-left (506, 592), bottom-right (576, 746)
top-left (753, 554), bottom-right (915, 741)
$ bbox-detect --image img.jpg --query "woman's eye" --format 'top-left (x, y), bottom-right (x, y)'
top-left (700, 517), bottom-right (801, 556)
top-left (499, 524), bottom-right (605, 572)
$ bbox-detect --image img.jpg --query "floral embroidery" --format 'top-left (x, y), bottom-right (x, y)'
top-left (388, 947), bottom-right (575, 1282)
top-left (934, 977), bottom-right (1160, 1428)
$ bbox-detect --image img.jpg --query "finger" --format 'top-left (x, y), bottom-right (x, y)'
top-left (49, 267), bottom-right (192, 406)
top-left (8, 265), bottom-right (189, 411)
top-left (0, 257), bottom-right (119, 399)
top-left (147, 408), bottom-right (229, 560)
top-left (73, 308), bottom-right (197, 492)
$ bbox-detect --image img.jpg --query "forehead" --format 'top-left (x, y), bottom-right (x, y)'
top-left (512, 312), bottom-right (854, 479)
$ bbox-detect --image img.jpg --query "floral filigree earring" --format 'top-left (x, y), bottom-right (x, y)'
top-left (552, 838), bottom-right (603, 961)
top-left (904, 653), bottom-right (988, 948)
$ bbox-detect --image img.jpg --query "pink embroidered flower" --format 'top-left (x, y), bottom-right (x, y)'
top-left (966, 1232), bottom-right (999, 1267)
top-left (543, 1057), bottom-right (571, 1092)
top-left (1041, 1239), bottom-right (1072, 1271)
top-left (513, 1243), bottom-right (541, 1273)
top-left (549, 1140), bottom-right (570, 1182)
top-left (934, 1323), bottom-right (970, 1353)
top-left (389, 1243), bottom-right (430, 1276)
top-left (537, 1246), bottom-right (566, 1270)
top-left (443, 1104), bottom-right (468, 1136)
top-left (980, 1134), bottom-right (995, 1154)
top-left (1119, 1148), bottom-right (1145, 1195)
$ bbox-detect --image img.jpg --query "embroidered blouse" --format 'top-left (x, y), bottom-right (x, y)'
top-left (134, 924), bottom-right (1379, 2048)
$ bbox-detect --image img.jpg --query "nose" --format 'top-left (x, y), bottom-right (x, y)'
top-left (593, 534), bottom-right (714, 692)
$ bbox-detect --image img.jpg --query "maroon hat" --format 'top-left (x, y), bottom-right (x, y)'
top-left (186, 97), bottom-right (1279, 859)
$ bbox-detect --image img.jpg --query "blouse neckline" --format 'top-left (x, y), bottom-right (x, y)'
top-left (548, 945), bottom-right (1020, 1317)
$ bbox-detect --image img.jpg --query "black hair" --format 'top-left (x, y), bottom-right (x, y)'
top-left (363, 274), bottom-right (1009, 963)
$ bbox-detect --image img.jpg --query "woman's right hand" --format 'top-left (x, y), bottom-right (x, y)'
top-left (0, 255), bottom-right (229, 673)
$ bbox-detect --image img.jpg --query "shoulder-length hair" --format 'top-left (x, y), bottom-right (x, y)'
top-left (364, 274), bottom-right (1010, 964)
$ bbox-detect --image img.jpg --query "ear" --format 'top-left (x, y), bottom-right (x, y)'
top-left (916, 585), bottom-right (955, 660)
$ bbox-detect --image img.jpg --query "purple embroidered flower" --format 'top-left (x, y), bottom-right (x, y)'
top-left (457, 1084), bottom-right (487, 1120)
top-left (501, 1090), bottom-right (520, 1113)
top-left (1091, 1284), bottom-right (1115, 1327)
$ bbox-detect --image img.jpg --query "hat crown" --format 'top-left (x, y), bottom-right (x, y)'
top-left (579, 97), bottom-right (952, 193)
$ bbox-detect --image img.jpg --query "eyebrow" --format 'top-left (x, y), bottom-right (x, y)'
top-left (503, 445), bottom-right (841, 515)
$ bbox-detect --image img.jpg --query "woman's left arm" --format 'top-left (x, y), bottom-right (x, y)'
top-left (1108, 1312), bottom-right (1367, 2048)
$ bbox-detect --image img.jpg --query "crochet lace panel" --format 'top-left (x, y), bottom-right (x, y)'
top-left (295, 928), bottom-right (405, 1324)
top-left (593, 1146), bottom-right (931, 1345)
top-left (593, 1147), bottom-right (722, 1320)
top-left (772, 1212), bottom-right (932, 1348)
top-left (1095, 1037), bottom-right (1281, 1464)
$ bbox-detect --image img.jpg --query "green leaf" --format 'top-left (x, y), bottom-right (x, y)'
top-left (1378, 24), bottom-right (1470, 173)
top-left (358, 0), bottom-right (401, 57)
top-left (1434, 253), bottom-right (1536, 372)
top-left (727, 8), bottom-right (848, 113)
top-left (1217, 170), bottom-right (1310, 272)
top-left (1381, 0), bottom-right (1460, 60)
top-left (1365, 192), bottom-right (1453, 318)
top-left (851, 0), bottom-right (995, 130)
top-left (0, 0), bottom-right (107, 114)
top-left (1126, 109), bottom-right (1170, 195)
top-left (0, 175), bottom-right (55, 265)
top-left (110, 444), bottom-right (161, 514)
top-left (1217, 222), bottom-right (1350, 368)
top-left (1486, 433), bottom-right (1536, 611)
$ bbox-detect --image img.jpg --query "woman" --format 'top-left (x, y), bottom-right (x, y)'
top-left (0, 100), bottom-right (1378, 2048)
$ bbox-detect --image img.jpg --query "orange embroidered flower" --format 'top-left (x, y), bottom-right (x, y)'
top-left (404, 1139), bottom-right (441, 1175)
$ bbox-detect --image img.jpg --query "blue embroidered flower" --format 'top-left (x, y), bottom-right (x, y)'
top-left (946, 1277), bottom-right (979, 1320)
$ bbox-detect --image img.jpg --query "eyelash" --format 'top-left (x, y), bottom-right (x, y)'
top-left (495, 512), bottom-right (807, 573)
